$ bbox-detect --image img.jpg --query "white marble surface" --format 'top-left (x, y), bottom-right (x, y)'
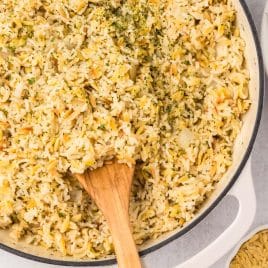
top-left (0, 0), bottom-right (267, 267)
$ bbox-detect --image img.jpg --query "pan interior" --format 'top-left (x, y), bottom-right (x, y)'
top-left (0, 0), bottom-right (262, 265)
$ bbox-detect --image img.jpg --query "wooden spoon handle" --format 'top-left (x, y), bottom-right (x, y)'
top-left (105, 202), bottom-right (141, 268)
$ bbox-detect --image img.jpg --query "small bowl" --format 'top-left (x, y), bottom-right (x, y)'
top-left (226, 225), bottom-right (268, 267)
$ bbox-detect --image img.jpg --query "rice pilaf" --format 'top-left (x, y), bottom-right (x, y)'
top-left (0, 0), bottom-right (250, 258)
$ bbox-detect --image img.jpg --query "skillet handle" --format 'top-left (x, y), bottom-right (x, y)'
top-left (178, 159), bottom-right (256, 268)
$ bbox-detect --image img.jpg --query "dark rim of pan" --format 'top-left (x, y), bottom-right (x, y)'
top-left (0, 0), bottom-right (264, 266)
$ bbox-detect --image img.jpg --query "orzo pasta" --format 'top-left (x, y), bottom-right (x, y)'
top-left (0, 0), bottom-right (250, 258)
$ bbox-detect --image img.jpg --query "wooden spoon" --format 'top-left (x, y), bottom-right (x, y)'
top-left (74, 161), bottom-right (142, 268)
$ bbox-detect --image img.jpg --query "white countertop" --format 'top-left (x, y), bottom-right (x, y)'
top-left (1, 0), bottom-right (267, 267)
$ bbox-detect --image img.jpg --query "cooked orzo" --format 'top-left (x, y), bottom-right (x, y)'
top-left (0, 0), bottom-right (250, 258)
top-left (230, 229), bottom-right (268, 268)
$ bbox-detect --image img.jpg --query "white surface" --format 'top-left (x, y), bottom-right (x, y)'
top-left (0, 0), bottom-right (267, 268)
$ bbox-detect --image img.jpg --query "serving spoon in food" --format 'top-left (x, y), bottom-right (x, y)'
top-left (74, 161), bottom-right (142, 268)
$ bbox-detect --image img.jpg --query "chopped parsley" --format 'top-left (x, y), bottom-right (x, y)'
top-left (27, 78), bottom-right (36, 85)
top-left (98, 124), bottom-right (106, 130)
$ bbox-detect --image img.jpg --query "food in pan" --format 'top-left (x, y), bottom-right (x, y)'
top-left (0, 0), bottom-right (250, 258)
